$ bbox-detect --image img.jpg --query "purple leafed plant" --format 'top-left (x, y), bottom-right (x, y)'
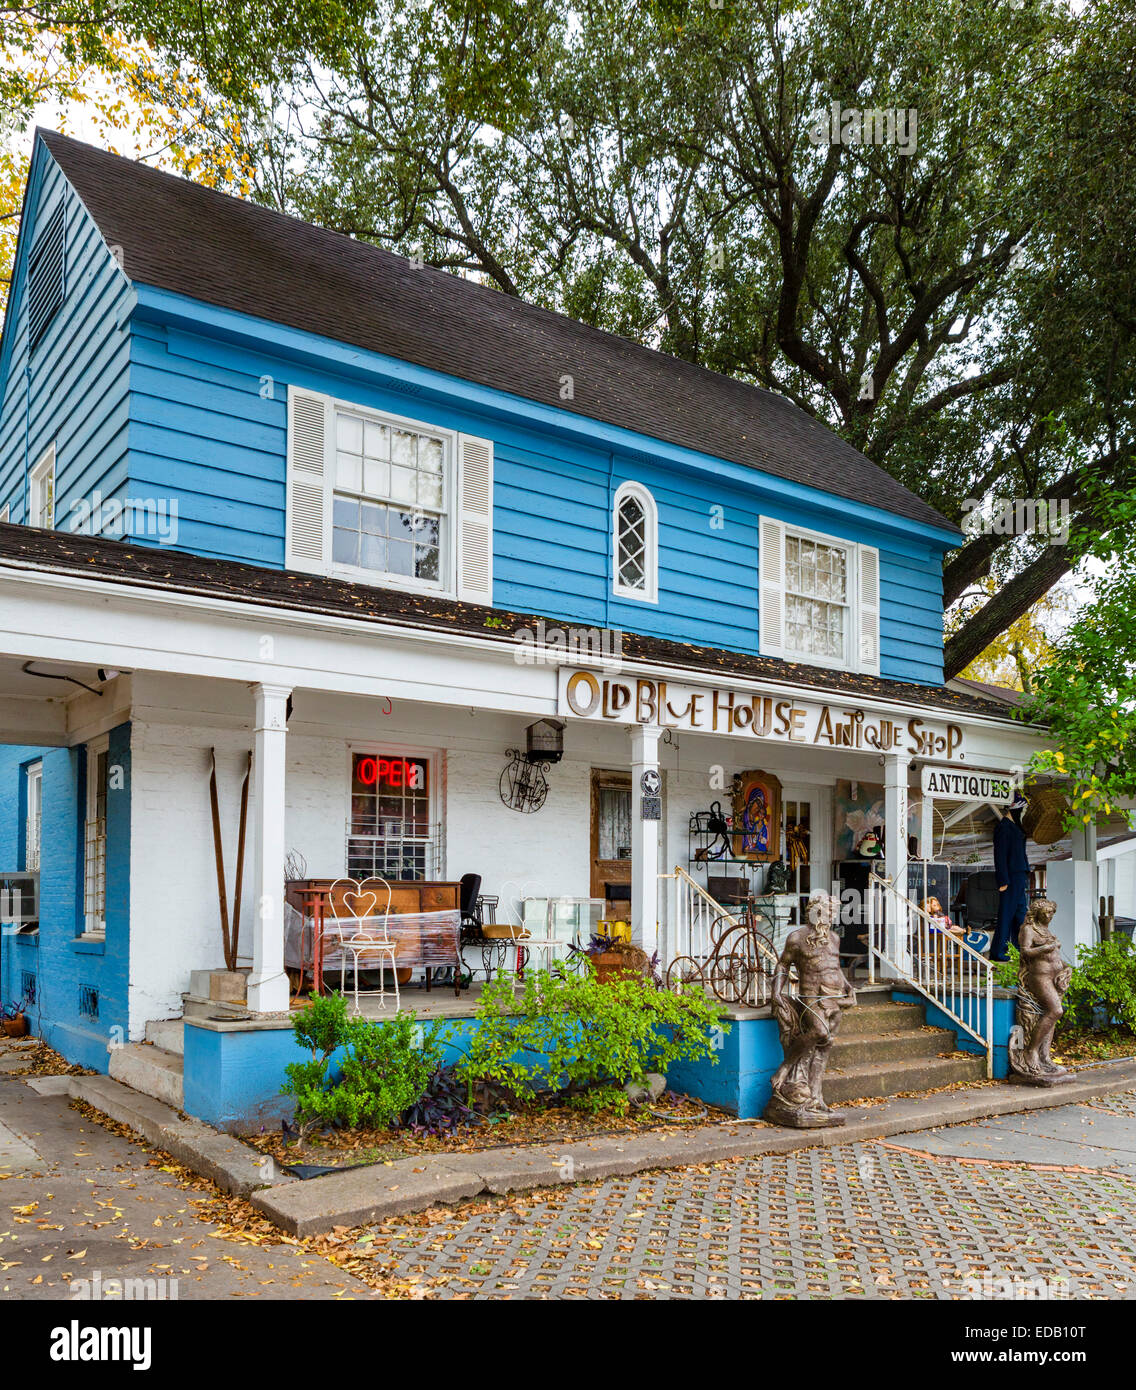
top-left (398, 1064), bottom-right (480, 1136)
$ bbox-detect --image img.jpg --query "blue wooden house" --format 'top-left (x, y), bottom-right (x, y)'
top-left (0, 131), bottom-right (1046, 1124)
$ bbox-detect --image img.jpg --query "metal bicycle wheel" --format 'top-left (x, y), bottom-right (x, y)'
top-left (707, 951), bottom-right (752, 1004)
top-left (665, 955), bottom-right (706, 993)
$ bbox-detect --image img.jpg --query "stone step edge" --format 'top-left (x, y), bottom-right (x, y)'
top-left (68, 1073), bottom-right (293, 1199)
top-left (111, 1042), bottom-right (184, 1071)
top-left (827, 1052), bottom-right (987, 1079)
top-left (251, 1058), bottom-right (1136, 1237)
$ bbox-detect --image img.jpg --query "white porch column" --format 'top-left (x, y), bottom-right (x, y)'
top-left (884, 747), bottom-right (912, 976)
top-left (630, 724), bottom-right (661, 961)
top-left (247, 682), bottom-right (291, 1014)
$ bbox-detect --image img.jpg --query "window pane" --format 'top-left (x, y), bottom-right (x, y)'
top-left (390, 466), bottom-right (416, 504)
top-left (360, 502), bottom-right (386, 535)
top-left (360, 533), bottom-right (386, 571)
top-left (417, 473), bottom-right (443, 509)
top-left (420, 437), bottom-right (443, 473)
top-left (415, 544), bottom-right (439, 582)
top-left (333, 527), bottom-right (358, 566)
top-left (336, 414), bottom-right (363, 452)
top-left (336, 452), bottom-right (362, 492)
top-left (363, 420), bottom-right (390, 460)
top-left (363, 460), bottom-right (391, 498)
top-left (391, 430), bottom-right (416, 466)
top-left (387, 538), bottom-right (414, 576)
top-left (333, 496), bottom-right (358, 528)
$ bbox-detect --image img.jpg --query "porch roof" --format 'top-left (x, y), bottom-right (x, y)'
top-left (0, 521), bottom-right (1027, 723)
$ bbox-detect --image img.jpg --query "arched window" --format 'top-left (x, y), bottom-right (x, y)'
top-left (613, 481), bottom-right (658, 603)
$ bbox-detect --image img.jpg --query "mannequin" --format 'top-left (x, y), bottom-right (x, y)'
top-left (992, 793), bottom-right (1031, 961)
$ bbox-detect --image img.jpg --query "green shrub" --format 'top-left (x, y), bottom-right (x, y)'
top-left (993, 945), bottom-right (1020, 990)
top-left (282, 993), bottom-right (443, 1135)
top-left (452, 964), bottom-right (727, 1115)
top-left (1061, 936), bottom-right (1136, 1034)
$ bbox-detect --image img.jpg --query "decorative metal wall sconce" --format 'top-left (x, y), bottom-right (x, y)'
top-left (500, 720), bottom-right (565, 813)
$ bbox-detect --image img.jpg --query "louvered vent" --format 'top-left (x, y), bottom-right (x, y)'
top-left (27, 206), bottom-right (65, 351)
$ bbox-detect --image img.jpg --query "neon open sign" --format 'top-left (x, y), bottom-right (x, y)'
top-left (354, 755), bottom-right (427, 790)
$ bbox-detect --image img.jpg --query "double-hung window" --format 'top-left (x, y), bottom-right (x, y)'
top-left (332, 409), bottom-right (446, 588)
top-left (29, 445), bottom-right (55, 529)
top-left (285, 388), bottom-right (494, 605)
top-left (83, 737), bottom-right (109, 938)
top-left (784, 532), bottom-right (849, 662)
top-left (759, 516), bottom-right (879, 674)
top-left (24, 763), bottom-right (42, 873)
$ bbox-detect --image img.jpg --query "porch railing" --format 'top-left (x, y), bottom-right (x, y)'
top-left (865, 870), bottom-right (994, 1077)
top-left (659, 866), bottom-right (780, 1007)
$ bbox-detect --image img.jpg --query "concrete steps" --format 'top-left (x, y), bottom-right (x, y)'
top-left (107, 1037), bottom-right (184, 1110)
top-left (825, 997), bottom-right (986, 1105)
top-left (144, 1019), bottom-right (184, 1056)
top-left (840, 1000), bottom-right (924, 1036)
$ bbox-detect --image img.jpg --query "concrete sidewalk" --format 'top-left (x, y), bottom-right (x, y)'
top-left (0, 1075), bottom-right (380, 1299)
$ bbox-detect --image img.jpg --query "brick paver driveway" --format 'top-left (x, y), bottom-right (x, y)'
top-left (356, 1090), bottom-right (1136, 1299)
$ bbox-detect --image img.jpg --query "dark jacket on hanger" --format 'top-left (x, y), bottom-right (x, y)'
top-left (993, 813), bottom-right (1030, 886)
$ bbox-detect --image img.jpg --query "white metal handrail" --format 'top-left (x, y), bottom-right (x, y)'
top-left (659, 866), bottom-right (780, 1007)
top-left (866, 871), bottom-right (994, 1077)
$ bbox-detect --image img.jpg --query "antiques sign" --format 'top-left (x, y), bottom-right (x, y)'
top-left (558, 669), bottom-right (965, 762)
top-left (920, 765), bottom-right (1017, 802)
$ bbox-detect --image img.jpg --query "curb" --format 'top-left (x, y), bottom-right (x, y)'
top-left (67, 1074), bottom-right (294, 1198)
top-left (251, 1058), bottom-right (1136, 1237)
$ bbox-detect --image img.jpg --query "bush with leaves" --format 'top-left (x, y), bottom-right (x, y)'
top-left (452, 964), bottom-right (727, 1115)
top-left (1059, 936), bottom-right (1136, 1035)
top-left (281, 992), bottom-right (443, 1136)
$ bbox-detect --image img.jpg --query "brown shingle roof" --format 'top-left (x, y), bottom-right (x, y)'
top-left (0, 521), bottom-right (1019, 720)
top-left (37, 130), bottom-right (957, 537)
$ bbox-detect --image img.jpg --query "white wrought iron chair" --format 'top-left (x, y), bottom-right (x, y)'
top-left (328, 876), bottom-right (398, 1014)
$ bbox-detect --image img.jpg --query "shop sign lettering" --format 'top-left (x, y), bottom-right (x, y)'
top-left (558, 670), bottom-right (965, 762)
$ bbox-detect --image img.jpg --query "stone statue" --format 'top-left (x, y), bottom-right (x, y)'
top-left (764, 891), bottom-right (856, 1128)
top-left (1009, 897), bottom-right (1075, 1086)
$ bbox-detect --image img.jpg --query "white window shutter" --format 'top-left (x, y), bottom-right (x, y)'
top-left (286, 387), bottom-right (330, 574)
top-left (758, 516), bottom-right (786, 657)
top-left (457, 434), bottom-right (494, 604)
top-left (858, 544), bottom-right (881, 674)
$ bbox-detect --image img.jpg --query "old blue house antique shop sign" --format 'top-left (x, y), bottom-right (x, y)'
top-left (558, 669), bottom-right (965, 761)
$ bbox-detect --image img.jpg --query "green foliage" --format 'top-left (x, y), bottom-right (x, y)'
top-left (992, 945), bottom-right (1020, 992)
top-left (453, 964), bottom-right (727, 1114)
top-left (282, 993), bottom-right (443, 1134)
top-left (1060, 937), bottom-right (1136, 1035)
top-left (1018, 477), bottom-right (1136, 832)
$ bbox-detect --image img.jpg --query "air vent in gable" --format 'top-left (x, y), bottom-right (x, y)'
top-left (27, 206), bottom-right (65, 351)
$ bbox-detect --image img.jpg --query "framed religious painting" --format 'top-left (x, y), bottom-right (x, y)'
top-left (731, 770), bottom-right (782, 862)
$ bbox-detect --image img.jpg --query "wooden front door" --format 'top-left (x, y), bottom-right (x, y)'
top-left (590, 770), bottom-right (632, 916)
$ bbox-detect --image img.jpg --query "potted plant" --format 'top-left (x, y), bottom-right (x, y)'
top-left (574, 934), bottom-right (652, 985)
top-left (1, 996), bottom-right (30, 1038)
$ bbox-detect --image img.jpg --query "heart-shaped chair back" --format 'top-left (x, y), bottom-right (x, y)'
top-left (329, 876), bottom-right (392, 941)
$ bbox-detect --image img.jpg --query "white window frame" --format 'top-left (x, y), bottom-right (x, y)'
top-left (330, 399), bottom-right (456, 596)
top-left (0, 504), bottom-right (9, 522)
top-left (29, 444), bottom-right (55, 530)
top-left (82, 735), bottom-right (109, 938)
top-left (772, 521), bottom-right (867, 673)
top-left (344, 742), bottom-right (443, 881)
top-left (24, 762), bottom-right (42, 873)
top-left (612, 480), bottom-right (659, 604)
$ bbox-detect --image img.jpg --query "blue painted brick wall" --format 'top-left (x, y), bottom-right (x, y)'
top-left (0, 727), bottom-right (131, 1071)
